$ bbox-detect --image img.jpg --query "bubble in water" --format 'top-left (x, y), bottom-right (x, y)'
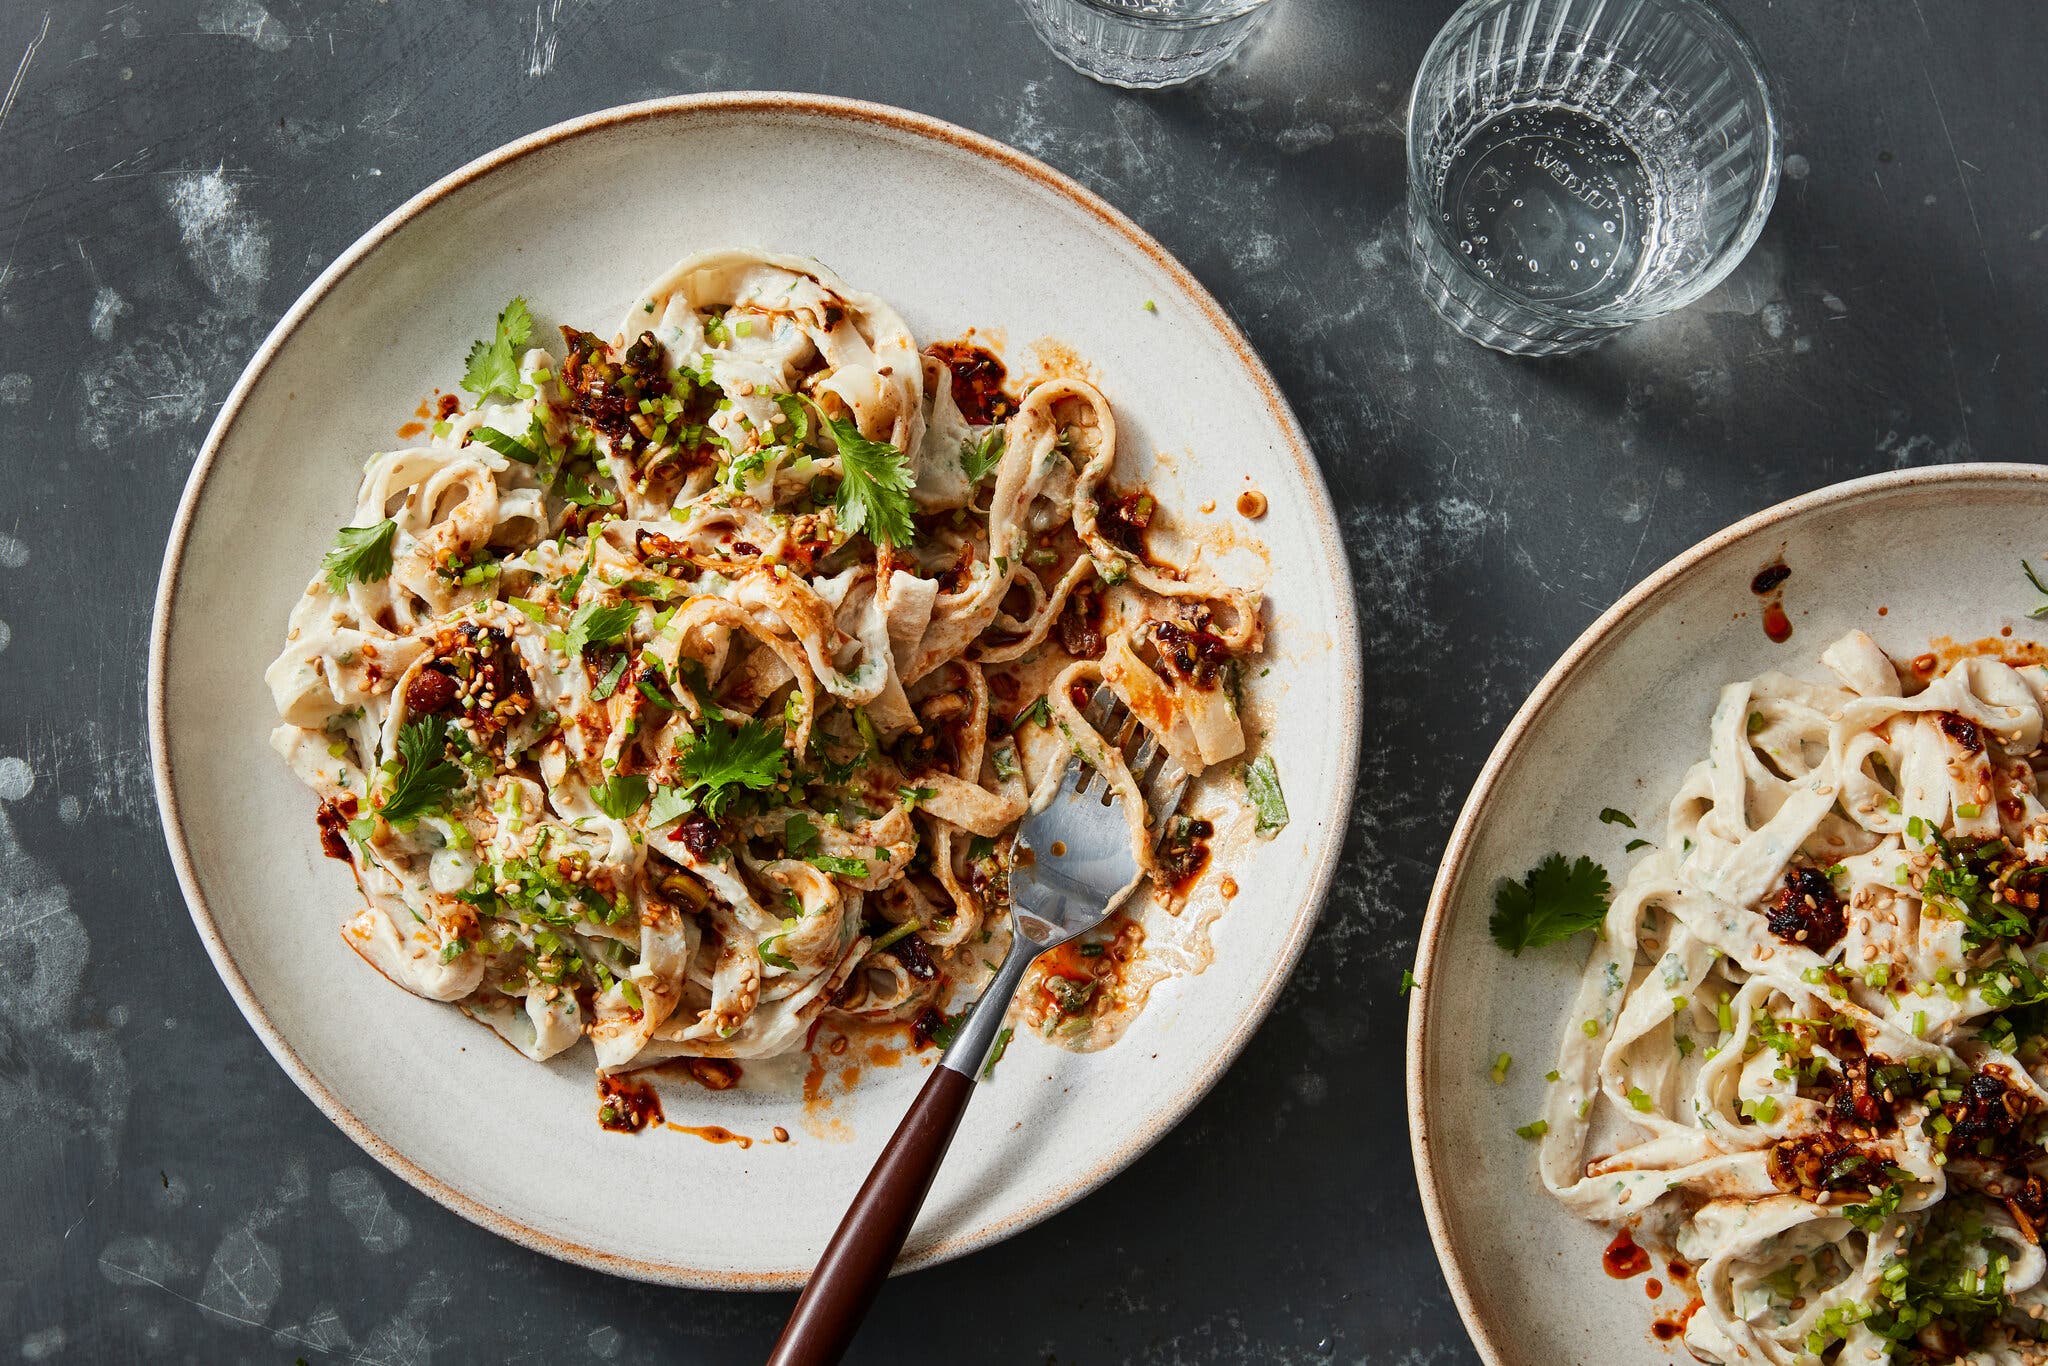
top-left (1429, 104), bottom-right (1661, 308)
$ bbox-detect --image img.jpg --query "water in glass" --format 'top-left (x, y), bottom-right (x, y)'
top-left (1407, 0), bottom-right (1778, 354)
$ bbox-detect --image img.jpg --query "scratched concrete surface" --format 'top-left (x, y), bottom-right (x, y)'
top-left (2, 0), bottom-right (2044, 1362)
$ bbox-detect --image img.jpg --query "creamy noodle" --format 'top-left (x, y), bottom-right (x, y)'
top-left (266, 250), bottom-right (1262, 1073)
top-left (1540, 631), bottom-right (2048, 1364)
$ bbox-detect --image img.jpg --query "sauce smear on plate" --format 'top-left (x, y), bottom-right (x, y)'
top-left (1602, 1228), bottom-right (1651, 1278)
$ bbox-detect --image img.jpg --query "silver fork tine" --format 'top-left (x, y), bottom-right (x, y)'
top-left (1056, 685), bottom-right (1189, 832)
top-left (1081, 683), bottom-right (1117, 732)
top-left (1145, 761), bottom-right (1190, 842)
top-left (1057, 753), bottom-right (1092, 800)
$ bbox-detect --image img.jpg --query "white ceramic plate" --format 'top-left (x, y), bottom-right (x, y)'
top-left (149, 94), bottom-right (1360, 1287)
top-left (1409, 464), bottom-right (2048, 1362)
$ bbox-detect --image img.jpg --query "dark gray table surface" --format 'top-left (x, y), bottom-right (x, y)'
top-left (3, 1), bottom-right (2043, 1361)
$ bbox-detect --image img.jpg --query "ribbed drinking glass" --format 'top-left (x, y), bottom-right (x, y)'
top-left (1407, 0), bottom-right (1780, 355)
top-left (1017, 0), bottom-right (1276, 89)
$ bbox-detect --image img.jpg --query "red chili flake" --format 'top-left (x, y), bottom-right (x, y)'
top-left (403, 667), bottom-right (458, 715)
top-left (924, 340), bottom-right (1015, 425)
top-left (666, 810), bottom-right (722, 859)
top-left (315, 794), bottom-right (358, 862)
top-left (1751, 562), bottom-right (1791, 594)
top-left (1938, 711), bottom-right (1985, 754)
top-left (1767, 866), bottom-right (1847, 952)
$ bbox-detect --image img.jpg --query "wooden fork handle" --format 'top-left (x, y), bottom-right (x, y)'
top-left (766, 1064), bottom-right (976, 1366)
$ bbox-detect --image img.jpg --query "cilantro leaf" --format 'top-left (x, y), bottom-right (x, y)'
top-left (960, 427), bottom-right (1005, 484)
top-left (930, 1008), bottom-right (970, 1048)
top-left (1243, 755), bottom-right (1289, 835)
top-left (824, 413), bottom-right (916, 547)
top-left (565, 601), bottom-right (637, 658)
top-left (1598, 807), bottom-right (1635, 828)
top-left (675, 717), bottom-right (790, 818)
top-left (461, 297), bottom-right (534, 402)
top-left (562, 467), bottom-right (618, 509)
top-left (759, 936), bottom-right (797, 971)
top-left (1841, 1182), bottom-right (1902, 1234)
top-left (646, 783), bottom-right (693, 827)
top-left (321, 520), bottom-right (397, 593)
top-left (591, 772), bottom-right (649, 820)
top-left (558, 543), bottom-right (596, 604)
top-left (981, 1025), bottom-right (1013, 1080)
top-left (991, 743), bottom-right (1020, 782)
top-left (1489, 853), bottom-right (1612, 955)
top-left (589, 654), bottom-right (629, 700)
top-left (783, 812), bottom-right (820, 860)
top-left (375, 714), bottom-right (466, 825)
top-left (772, 392), bottom-right (809, 443)
top-left (810, 854), bottom-right (870, 877)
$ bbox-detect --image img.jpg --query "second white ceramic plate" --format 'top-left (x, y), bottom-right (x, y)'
top-left (150, 94), bottom-right (1361, 1286)
top-left (1410, 464), bottom-right (2048, 1363)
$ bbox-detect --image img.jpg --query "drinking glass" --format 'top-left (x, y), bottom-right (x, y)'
top-left (1407, 0), bottom-right (1780, 355)
top-left (1017, 0), bottom-right (1277, 89)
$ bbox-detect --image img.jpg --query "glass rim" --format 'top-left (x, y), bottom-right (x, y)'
top-left (1047, 0), bottom-right (1276, 29)
top-left (1402, 0), bottom-right (1782, 329)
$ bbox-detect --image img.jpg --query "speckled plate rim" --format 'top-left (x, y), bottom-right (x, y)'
top-left (1406, 461), bottom-right (2048, 1363)
top-left (147, 91), bottom-right (1362, 1289)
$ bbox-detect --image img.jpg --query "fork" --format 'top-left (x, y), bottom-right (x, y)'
top-left (766, 685), bottom-right (1188, 1366)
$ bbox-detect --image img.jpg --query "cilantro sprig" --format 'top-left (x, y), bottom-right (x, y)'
top-left (462, 297), bottom-right (535, 402)
top-left (565, 601), bottom-right (637, 659)
top-left (2025, 560), bottom-right (2048, 619)
top-left (562, 468), bottom-right (618, 509)
top-left (650, 718), bottom-right (790, 822)
top-left (321, 519), bottom-right (397, 593)
top-left (960, 428), bottom-right (1005, 484)
top-left (824, 413), bottom-right (916, 547)
top-left (1489, 853), bottom-right (1612, 955)
top-left (374, 714), bottom-right (466, 825)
